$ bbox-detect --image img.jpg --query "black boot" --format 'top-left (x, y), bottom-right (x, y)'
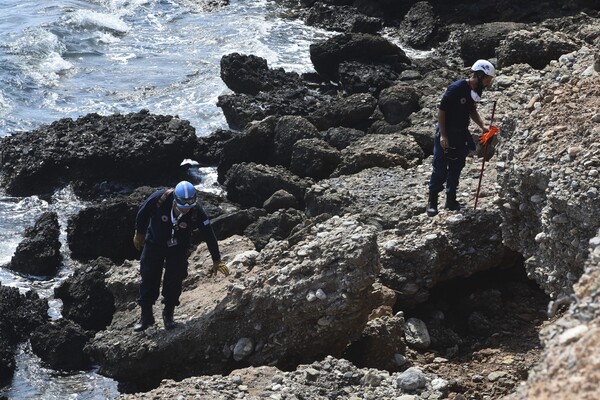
top-left (133, 305), bottom-right (155, 332)
top-left (162, 305), bottom-right (177, 330)
top-left (426, 192), bottom-right (438, 217)
top-left (445, 191), bottom-right (461, 211)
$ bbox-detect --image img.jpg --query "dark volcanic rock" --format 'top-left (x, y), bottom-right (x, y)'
top-left (0, 284), bottom-right (48, 387)
top-left (220, 53), bottom-right (303, 95)
top-left (460, 22), bottom-right (527, 65)
top-left (0, 111), bottom-right (197, 197)
top-left (224, 162), bottom-right (313, 208)
top-left (30, 318), bottom-right (92, 371)
top-left (67, 187), bottom-right (154, 263)
top-left (54, 259), bottom-right (116, 332)
top-left (4, 212), bottom-right (62, 277)
top-left (309, 33), bottom-right (411, 81)
top-left (305, 3), bottom-right (383, 33)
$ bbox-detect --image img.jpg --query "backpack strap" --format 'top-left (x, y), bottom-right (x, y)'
top-left (156, 188), bottom-right (174, 210)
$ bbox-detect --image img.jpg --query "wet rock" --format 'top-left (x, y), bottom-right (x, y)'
top-left (67, 187), bottom-right (154, 263)
top-left (30, 318), bottom-right (92, 371)
top-left (54, 258), bottom-right (116, 332)
top-left (4, 212), bottom-right (61, 277)
top-left (338, 61), bottom-right (399, 95)
top-left (0, 284), bottom-right (48, 387)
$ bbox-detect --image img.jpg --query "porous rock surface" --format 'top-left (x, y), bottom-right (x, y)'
top-left (87, 216), bottom-right (382, 390)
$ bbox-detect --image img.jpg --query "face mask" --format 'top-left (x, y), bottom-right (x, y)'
top-left (471, 90), bottom-right (481, 102)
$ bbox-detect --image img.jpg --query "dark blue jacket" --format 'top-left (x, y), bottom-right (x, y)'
top-left (135, 189), bottom-right (220, 261)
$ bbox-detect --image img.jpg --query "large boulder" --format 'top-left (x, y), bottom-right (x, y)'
top-left (224, 163), bottom-right (313, 208)
top-left (309, 33), bottom-right (411, 81)
top-left (220, 53), bottom-right (303, 95)
top-left (0, 111), bottom-right (198, 197)
top-left (460, 22), bottom-right (527, 65)
top-left (496, 28), bottom-right (580, 69)
top-left (87, 216), bottom-right (382, 391)
top-left (54, 259), bottom-right (116, 332)
top-left (30, 319), bottom-right (92, 371)
top-left (332, 133), bottom-right (424, 177)
top-left (67, 187), bottom-right (154, 263)
top-left (377, 84), bottom-right (421, 125)
top-left (304, 3), bottom-right (383, 34)
top-left (272, 116), bottom-right (320, 167)
top-left (4, 212), bottom-right (61, 277)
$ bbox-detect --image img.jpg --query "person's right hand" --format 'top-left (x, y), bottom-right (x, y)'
top-left (440, 134), bottom-right (449, 149)
top-left (133, 232), bottom-right (145, 251)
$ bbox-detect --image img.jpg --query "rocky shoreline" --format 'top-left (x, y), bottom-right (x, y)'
top-left (1, 0), bottom-right (599, 399)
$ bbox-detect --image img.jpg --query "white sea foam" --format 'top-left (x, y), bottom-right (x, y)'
top-left (67, 10), bottom-right (130, 34)
top-left (7, 28), bottom-right (73, 86)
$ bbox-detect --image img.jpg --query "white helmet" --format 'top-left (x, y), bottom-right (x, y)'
top-left (471, 59), bottom-right (496, 77)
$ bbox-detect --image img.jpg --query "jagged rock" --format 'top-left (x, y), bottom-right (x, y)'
top-left (344, 313), bottom-right (406, 370)
top-left (0, 284), bottom-right (48, 387)
top-left (193, 128), bottom-right (238, 165)
top-left (338, 61), bottom-right (399, 95)
top-left (4, 211), bottom-right (61, 277)
top-left (220, 53), bottom-right (303, 95)
top-left (0, 111), bottom-right (198, 197)
top-left (211, 208), bottom-right (267, 240)
top-left (224, 162), bottom-right (313, 208)
top-left (290, 138), bottom-right (342, 179)
top-left (262, 190), bottom-right (301, 213)
top-left (87, 216), bottom-right (382, 391)
top-left (397, 1), bottom-right (445, 50)
top-left (460, 22), bottom-right (527, 65)
top-left (243, 209), bottom-right (306, 251)
top-left (273, 116), bottom-right (320, 167)
top-left (304, 3), bottom-right (383, 34)
top-left (54, 258), bottom-right (116, 332)
top-left (309, 33), bottom-right (411, 81)
top-left (321, 126), bottom-right (367, 150)
top-left (67, 187), bottom-right (154, 263)
top-left (332, 133), bottom-right (424, 177)
top-left (217, 117), bottom-right (278, 183)
top-left (377, 84), bottom-right (421, 125)
top-left (30, 318), bottom-right (92, 371)
top-left (307, 92), bottom-right (378, 130)
top-left (378, 210), bottom-right (509, 308)
top-left (496, 28), bottom-right (580, 69)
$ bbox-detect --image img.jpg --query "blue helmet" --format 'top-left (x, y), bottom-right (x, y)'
top-left (173, 181), bottom-right (197, 210)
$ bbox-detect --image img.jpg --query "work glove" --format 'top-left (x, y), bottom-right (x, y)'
top-left (211, 260), bottom-right (230, 277)
top-left (133, 232), bottom-right (145, 251)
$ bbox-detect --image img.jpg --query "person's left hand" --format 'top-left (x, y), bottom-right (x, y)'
top-left (211, 260), bottom-right (230, 277)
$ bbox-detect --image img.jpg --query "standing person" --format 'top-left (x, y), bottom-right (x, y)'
top-left (426, 59), bottom-right (495, 217)
top-left (132, 180), bottom-right (230, 331)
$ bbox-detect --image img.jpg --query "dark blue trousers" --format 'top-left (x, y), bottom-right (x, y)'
top-left (428, 126), bottom-right (469, 194)
top-left (138, 242), bottom-right (189, 307)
